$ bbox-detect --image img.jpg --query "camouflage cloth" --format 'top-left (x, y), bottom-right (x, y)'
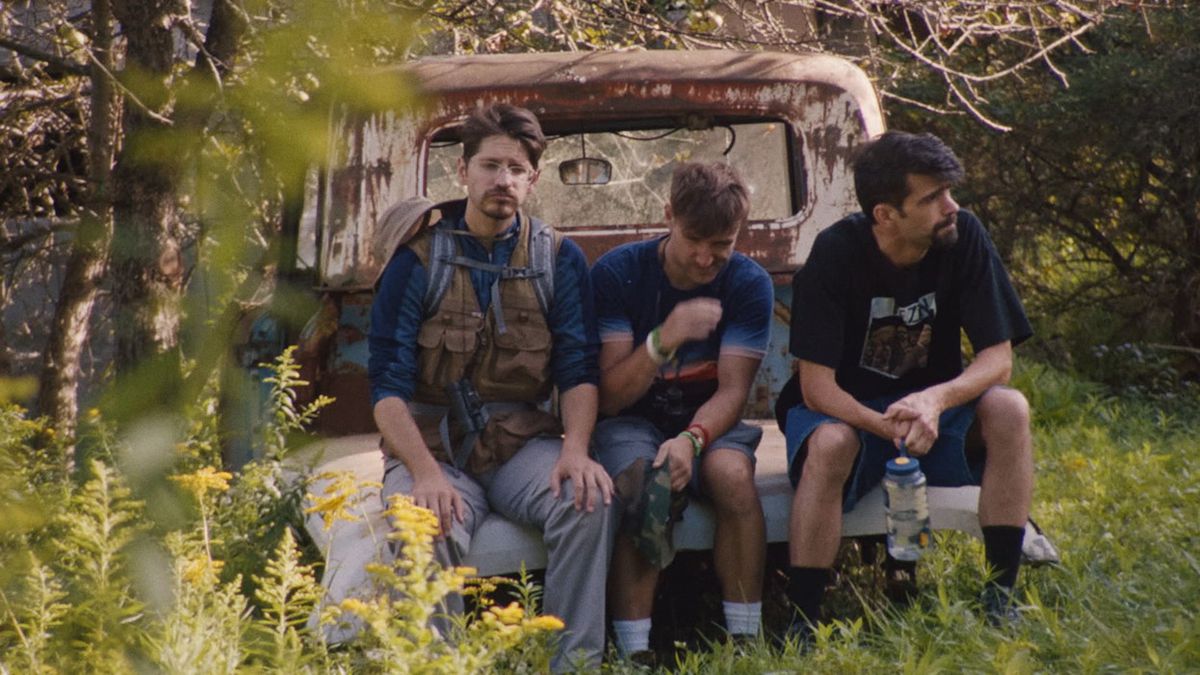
top-left (624, 462), bottom-right (689, 569)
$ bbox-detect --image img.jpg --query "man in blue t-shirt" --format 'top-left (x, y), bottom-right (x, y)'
top-left (779, 131), bottom-right (1035, 635)
top-left (591, 162), bottom-right (774, 660)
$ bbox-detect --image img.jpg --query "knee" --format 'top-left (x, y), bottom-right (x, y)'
top-left (612, 459), bottom-right (648, 511)
top-left (978, 386), bottom-right (1031, 434)
top-left (551, 480), bottom-right (617, 535)
top-left (705, 453), bottom-right (759, 516)
top-left (803, 423), bottom-right (858, 483)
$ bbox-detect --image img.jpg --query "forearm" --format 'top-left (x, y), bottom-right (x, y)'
top-left (687, 354), bottom-right (763, 444)
top-left (373, 396), bottom-right (440, 478)
top-left (598, 338), bottom-right (660, 415)
top-left (799, 361), bottom-right (892, 439)
top-left (687, 385), bottom-right (747, 443)
top-left (921, 342), bottom-right (1013, 410)
top-left (559, 383), bottom-right (598, 456)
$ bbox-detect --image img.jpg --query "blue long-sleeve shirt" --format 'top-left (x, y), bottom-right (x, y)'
top-left (369, 213), bottom-right (599, 405)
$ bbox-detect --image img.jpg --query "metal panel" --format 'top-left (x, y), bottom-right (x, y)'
top-left (302, 49), bottom-right (885, 424)
top-left (314, 50), bottom-right (883, 290)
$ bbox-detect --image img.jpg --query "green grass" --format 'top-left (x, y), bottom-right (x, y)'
top-left (611, 363), bottom-right (1200, 673)
top-left (2, 361), bottom-right (1198, 673)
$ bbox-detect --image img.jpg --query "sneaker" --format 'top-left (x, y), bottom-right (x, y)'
top-left (980, 585), bottom-right (1021, 627)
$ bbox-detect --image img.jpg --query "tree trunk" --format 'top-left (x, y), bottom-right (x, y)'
top-left (110, 0), bottom-right (185, 374)
top-left (35, 0), bottom-right (120, 441)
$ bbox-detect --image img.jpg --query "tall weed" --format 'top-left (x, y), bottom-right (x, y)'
top-left (0, 349), bottom-right (563, 674)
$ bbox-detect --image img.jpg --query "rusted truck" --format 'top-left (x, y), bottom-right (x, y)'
top-left (269, 50), bottom-right (1056, 630)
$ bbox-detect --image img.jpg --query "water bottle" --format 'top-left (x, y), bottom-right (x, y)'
top-left (882, 454), bottom-right (932, 561)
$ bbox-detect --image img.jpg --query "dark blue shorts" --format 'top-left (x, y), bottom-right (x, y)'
top-left (784, 392), bottom-right (983, 511)
top-left (594, 416), bottom-right (762, 497)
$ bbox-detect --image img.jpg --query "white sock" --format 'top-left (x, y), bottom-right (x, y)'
top-left (723, 601), bottom-right (762, 636)
top-left (611, 618), bottom-right (652, 657)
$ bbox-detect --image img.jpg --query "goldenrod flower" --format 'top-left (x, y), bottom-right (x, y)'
top-left (489, 601), bottom-right (525, 626)
top-left (182, 556), bottom-right (224, 585)
top-left (384, 495), bottom-right (441, 542)
top-left (171, 466), bottom-right (233, 498)
top-left (527, 615), bottom-right (565, 632)
top-left (339, 597), bottom-right (371, 616)
top-left (304, 471), bottom-right (369, 531)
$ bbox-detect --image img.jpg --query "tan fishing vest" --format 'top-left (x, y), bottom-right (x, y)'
top-left (407, 215), bottom-right (564, 471)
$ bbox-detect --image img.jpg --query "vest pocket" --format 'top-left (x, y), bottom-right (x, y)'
top-left (487, 308), bottom-right (552, 397)
top-left (416, 321), bottom-right (479, 394)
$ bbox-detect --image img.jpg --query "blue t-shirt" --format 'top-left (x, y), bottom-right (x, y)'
top-left (591, 236), bottom-right (773, 433)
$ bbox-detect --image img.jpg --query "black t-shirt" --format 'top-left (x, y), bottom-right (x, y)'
top-left (786, 210), bottom-right (1032, 402)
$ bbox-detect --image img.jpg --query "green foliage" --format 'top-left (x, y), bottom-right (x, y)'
top-left (0, 347), bottom-right (563, 673)
top-left (894, 5), bottom-right (1200, 388)
top-left (261, 346), bottom-right (334, 461)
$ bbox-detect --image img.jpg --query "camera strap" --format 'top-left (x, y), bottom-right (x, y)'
top-left (409, 400), bottom-right (530, 470)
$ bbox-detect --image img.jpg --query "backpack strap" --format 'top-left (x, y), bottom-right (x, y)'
top-left (422, 215), bottom-right (561, 322)
top-left (422, 224), bottom-right (458, 317)
top-left (527, 216), bottom-right (560, 319)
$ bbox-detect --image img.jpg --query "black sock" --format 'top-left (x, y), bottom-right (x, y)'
top-left (786, 567), bottom-right (832, 626)
top-left (982, 525), bottom-right (1025, 590)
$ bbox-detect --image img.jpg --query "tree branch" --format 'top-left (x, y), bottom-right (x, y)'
top-left (0, 35), bottom-right (87, 76)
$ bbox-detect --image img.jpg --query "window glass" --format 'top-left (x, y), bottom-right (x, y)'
top-left (425, 122), bottom-right (793, 227)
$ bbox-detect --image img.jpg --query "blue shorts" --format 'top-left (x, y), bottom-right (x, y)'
top-left (593, 416), bottom-right (762, 497)
top-left (784, 392), bottom-right (983, 511)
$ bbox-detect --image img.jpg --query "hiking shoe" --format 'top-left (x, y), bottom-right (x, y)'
top-left (884, 563), bottom-right (919, 606)
top-left (981, 585), bottom-right (1021, 627)
top-left (774, 617), bottom-right (814, 653)
top-left (627, 463), bottom-right (688, 569)
top-left (628, 649), bottom-right (657, 669)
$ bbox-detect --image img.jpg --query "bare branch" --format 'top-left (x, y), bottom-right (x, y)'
top-left (0, 35), bottom-right (87, 75)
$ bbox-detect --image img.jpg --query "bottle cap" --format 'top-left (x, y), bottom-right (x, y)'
top-left (886, 456), bottom-right (921, 475)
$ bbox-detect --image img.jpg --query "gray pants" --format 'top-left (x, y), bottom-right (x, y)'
top-left (382, 437), bottom-right (616, 672)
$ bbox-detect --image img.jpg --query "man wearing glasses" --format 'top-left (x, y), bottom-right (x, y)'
top-left (369, 103), bottom-right (615, 672)
top-left (590, 162), bottom-right (774, 662)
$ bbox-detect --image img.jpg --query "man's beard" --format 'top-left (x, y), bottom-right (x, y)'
top-left (932, 215), bottom-right (959, 249)
top-left (480, 190), bottom-right (518, 219)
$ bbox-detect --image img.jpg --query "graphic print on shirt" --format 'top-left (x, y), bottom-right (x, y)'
top-left (859, 293), bottom-right (936, 379)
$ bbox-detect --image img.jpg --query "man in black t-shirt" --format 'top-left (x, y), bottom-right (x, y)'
top-left (779, 131), bottom-right (1035, 634)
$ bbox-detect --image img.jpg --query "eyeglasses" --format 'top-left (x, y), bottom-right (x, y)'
top-left (474, 160), bottom-right (534, 184)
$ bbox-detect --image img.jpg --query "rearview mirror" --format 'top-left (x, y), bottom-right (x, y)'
top-left (559, 157), bottom-right (612, 186)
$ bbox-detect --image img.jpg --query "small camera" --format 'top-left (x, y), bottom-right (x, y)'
top-left (446, 378), bottom-right (488, 434)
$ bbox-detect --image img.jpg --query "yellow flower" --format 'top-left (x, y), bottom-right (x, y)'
top-left (488, 601), bottom-right (525, 626)
top-left (527, 615), bottom-right (565, 632)
top-left (305, 471), bottom-right (381, 531)
top-left (182, 557), bottom-right (224, 585)
top-left (384, 495), bottom-right (441, 541)
top-left (1063, 454), bottom-right (1088, 472)
top-left (171, 466), bottom-right (233, 498)
top-left (87, 408), bottom-right (101, 420)
top-left (339, 597), bottom-right (371, 615)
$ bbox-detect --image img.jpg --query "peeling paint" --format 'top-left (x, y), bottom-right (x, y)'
top-left (303, 50), bottom-right (885, 426)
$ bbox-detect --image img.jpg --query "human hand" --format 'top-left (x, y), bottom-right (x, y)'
top-left (882, 390), bottom-right (943, 456)
top-left (409, 468), bottom-right (463, 538)
top-left (652, 436), bottom-right (695, 492)
top-left (550, 448), bottom-right (614, 512)
top-left (659, 298), bottom-right (723, 352)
